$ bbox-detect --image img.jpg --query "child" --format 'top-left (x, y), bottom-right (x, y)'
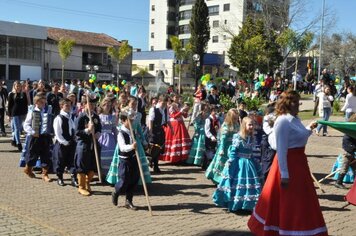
top-left (190, 84), bottom-right (205, 124)
top-left (161, 102), bottom-right (191, 163)
top-left (111, 113), bottom-right (139, 210)
top-left (213, 117), bottom-right (262, 212)
top-left (203, 105), bottom-right (220, 170)
top-left (74, 94), bottom-right (102, 196)
top-left (186, 102), bottom-right (208, 166)
top-left (23, 93), bottom-right (52, 182)
top-left (52, 98), bottom-right (78, 187)
top-left (206, 108), bottom-right (239, 184)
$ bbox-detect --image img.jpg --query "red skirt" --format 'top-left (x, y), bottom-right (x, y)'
top-left (160, 120), bottom-right (191, 163)
top-left (346, 180), bottom-right (356, 205)
top-left (248, 147), bottom-right (328, 236)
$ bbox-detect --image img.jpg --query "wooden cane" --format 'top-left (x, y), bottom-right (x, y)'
top-left (127, 117), bottom-right (153, 216)
top-left (318, 159), bottom-right (356, 183)
top-left (86, 96), bottom-right (103, 183)
top-left (311, 172), bottom-right (325, 193)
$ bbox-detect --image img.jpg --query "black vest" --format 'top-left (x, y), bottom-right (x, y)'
top-left (59, 114), bottom-right (74, 141)
top-left (153, 107), bottom-right (167, 129)
top-left (119, 131), bottom-right (135, 158)
top-left (209, 117), bottom-right (218, 137)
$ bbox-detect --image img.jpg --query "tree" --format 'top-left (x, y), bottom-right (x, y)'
top-left (107, 41), bottom-right (131, 86)
top-left (189, 0), bottom-right (210, 89)
top-left (228, 17), bottom-right (282, 81)
top-left (58, 38), bottom-right (75, 85)
top-left (132, 65), bottom-right (148, 85)
top-left (277, 28), bottom-right (314, 90)
top-left (170, 36), bottom-right (191, 94)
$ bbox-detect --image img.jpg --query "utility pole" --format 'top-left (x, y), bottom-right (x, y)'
top-left (317, 0), bottom-right (326, 81)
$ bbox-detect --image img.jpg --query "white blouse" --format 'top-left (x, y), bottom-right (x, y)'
top-left (341, 94), bottom-right (356, 113)
top-left (273, 114), bottom-right (312, 179)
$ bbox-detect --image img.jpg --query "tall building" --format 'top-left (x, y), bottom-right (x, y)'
top-left (149, 0), bottom-right (288, 69)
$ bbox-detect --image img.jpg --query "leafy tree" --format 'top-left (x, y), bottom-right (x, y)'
top-left (189, 0), bottom-right (210, 89)
top-left (170, 36), bottom-right (191, 94)
top-left (132, 65), bottom-right (148, 85)
top-left (107, 41), bottom-right (131, 86)
top-left (58, 38), bottom-right (75, 85)
top-left (277, 28), bottom-right (313, 89)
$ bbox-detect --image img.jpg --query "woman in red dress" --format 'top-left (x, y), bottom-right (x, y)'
top-left (248, 90), bottom-right (328, 236)
top-left (161, 102), bottom-right (191, 163)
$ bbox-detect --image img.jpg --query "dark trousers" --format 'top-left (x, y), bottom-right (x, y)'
top-left (313, 97), bottom-right (319, 116)
top-left (26, 135), bottom-right (51, 167)
top-left (114, 157), bottom-right (139, 201)
top-left (261, 137), bottom-right (276, 181)
top-left (150, 126), bottom-right (165, 169)
top-left (0, 108), bottom-right (5, 133)
top-left (53, 141), bottom-right (76, 175)
top-left (340, 151), bottom-right (356, 175)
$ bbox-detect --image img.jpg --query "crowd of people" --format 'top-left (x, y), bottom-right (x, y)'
top-left (0, 69), bottom-right (355, 235)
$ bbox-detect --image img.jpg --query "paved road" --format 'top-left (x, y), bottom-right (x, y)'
top-left (0, 98), bottom-right (355, 236)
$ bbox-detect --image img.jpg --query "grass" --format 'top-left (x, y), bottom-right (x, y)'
top-left (298, 109), bottom-right (344, 121)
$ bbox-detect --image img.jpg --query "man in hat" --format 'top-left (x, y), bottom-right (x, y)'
top-left (74, 93), bottom-right (101, 196)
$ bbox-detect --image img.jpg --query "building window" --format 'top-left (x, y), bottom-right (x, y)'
top-left (212, 20), bottom-right (219, 28)
top-left (151, 5), bottom-right (155, 11)
top-left (212, 36), bottom-right (219, 43)
top-left (151, 19), bottom-right (155, 24)
top-left (151, 32), bottom-right (154, 38)
top-left (223, 3), bottom-right (230, 11)
top-left (224, 20), bottom-right (228, 24)
top-left (212, 51), bottom-right (218, 54)
top-left (179, 10), bottom-right (192, 20)
top-left (149, 64), bottom-right (155, 71)
top-left (150, 46), bottom-right (154, 51)
top-left (179, 25), bottom-right (190, 34)
top-left (208, 5), bottom-right (219, 16)
top-left (223, 35), bottom-right (227, 40)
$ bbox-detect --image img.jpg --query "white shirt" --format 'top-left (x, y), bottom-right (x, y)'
top-left (205, 115), bottom-right (216, 139)
top-left (24, 107), bottom-right (44, 136)
top-left (148, 105), bottom-right (166, 125)
top-left (53, 110), bottom-right (75, 146)
top-left (263, 113), bottom-right (276, 150)
top-left (273, 114), bottom-right (312, 179)
top-left (117, 126), bottom-right (135, 158)
top-left (341, 93), bottom-right (356, 113)
top-left (318, 92), bottom-right (333, 108)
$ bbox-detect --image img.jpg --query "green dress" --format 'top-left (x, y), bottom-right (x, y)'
top-left (205, 123), bottom-right (239, 184)
top-left (186, 114), bottom-right (206, 165)
top-left (106, 114), bottom-right (152, 185)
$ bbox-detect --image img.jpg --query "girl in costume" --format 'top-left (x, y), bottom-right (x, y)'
top-left (213, 117), bottom-right (262, 212)
top-left (160, 102), bottom-right (191, 163)
top-left (98, 98), bottom-right (117, 179)
top-left (186, 102), bottom-right (209, 166)
top-left (206, 108), bottom-right (239, 184)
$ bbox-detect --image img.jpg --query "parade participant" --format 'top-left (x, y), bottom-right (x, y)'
top-left (137, 86), bottom-right (148, 127)
top-left (148, 95), bottom-right (168, 173)
top-left (52, 98), bottom-right (78, 187)
top-left (111, 112), bottom-right (139, 210)
top-left (8, 81), bottom-right (28, 152)
top-left (213, 117), bottom-right (262, 212)
top-left (160, 102), bottom-right (191, 163)
top-left (202, 105), bottom-right (219, 170)
top-left (0, 81), bottom-right (8, 137)
top-left (74, 94), bottom-right (102, 196)
top-left (334, 114), bottom-right (356, 189)
top-left (46, 82), bottom-right (63, 117)
top-left (67, 93), bottom-right (78, 120)
top-left (98, 98), bottom-right (117, 179)
top-left (340, 86), bottom-right (356, 120)
top-left (22, 93), bottom-right (52, 182)
top-left (316, 86), bottom-right (333, 136)
top-left (207, 85), bottom-right (220, 105)
top-left (186, 102), bottom-right (209, 166)
top-left (190, 84), bottom-right (206, 125)
top-left (248, 90), bottom-right (328, 236)
top-left (237, 101), bottom-right (248, 125)
top-left (206, 108), bottom-right (239, 184)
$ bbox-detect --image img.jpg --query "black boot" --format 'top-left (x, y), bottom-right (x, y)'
top-left (11, 140), bottom-right (16, 147)
top-left (57, 174), bottom-right (65, 186)
top-left (153, 158), bottom-right (161, 173)
top-left (71, 174), bottom-right (79, 187)
top-left (334, 173), bottom-right (348, 189)
top-left (17, 143), bottom-right (23, 152)
top-left (111, 191), bottom-right (119, 206)
top-left (125, 199), bottom-right (137, 211)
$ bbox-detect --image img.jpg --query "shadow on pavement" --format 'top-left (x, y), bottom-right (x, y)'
top-left (198, 229), bottom-right (253, 236)
top-left (136, 202), bottom-right (218, 215)
top-left (136, 182), bottom-right (212, 197)
top-left (320, 205), bottom-right (351, 212)
top-left (318, 194), bottom-right (348, 202)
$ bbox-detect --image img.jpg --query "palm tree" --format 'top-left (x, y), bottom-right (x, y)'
top-left (58, 38), bottom-right (75, 85)
top-left (107, 41), bottom-right (131, 86)
top-left (132, 65), bottom-right (148, 85)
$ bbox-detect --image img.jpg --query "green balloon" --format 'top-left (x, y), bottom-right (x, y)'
top-left (259, 74), bottom-right (264, 82)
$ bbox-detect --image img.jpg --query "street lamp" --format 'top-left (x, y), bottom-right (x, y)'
top-left (317, 0), bottom-right (326, 81)
top-left (85, 65), bottom-right (99, 88)
top-left (193, 54), bottom-right (200, 90)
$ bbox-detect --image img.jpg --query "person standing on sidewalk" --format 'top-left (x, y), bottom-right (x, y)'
top-left (0, 81), bottom-right (8, 137)
top-left (248, 90), bottom-right (328, 236)
top-left (316, 86), bottom-right (333, 136)
top-left (7, 81), bottom-right (28, 152)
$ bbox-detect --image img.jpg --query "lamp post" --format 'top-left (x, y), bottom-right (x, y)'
top-left (193, 54), bottom-right (200, 90)
top-left (317, 0), bottom-right (326, 81)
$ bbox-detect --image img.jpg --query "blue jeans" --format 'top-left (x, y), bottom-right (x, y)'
top-left (317, 107), bottom-right (331, 134)
top-left (11, 116), bottom-right (22, 145)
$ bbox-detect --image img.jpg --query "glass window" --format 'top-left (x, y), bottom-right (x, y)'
top-left (151, 19), bottom-right (155, 24)
top-left (16, 38), bottom-right (25, 59)
top-left (0, 36), bottom-right (5, 57)
top-left (208, 5), bottom-right (219, 16)
top-left (33, 39), bottom-right (41, 61)
top-left (223, 3), bottom-right (230, 11)
top-left (212, 20), bottom-right (219, 28)
top-left (151, 32), bottom-right (154, 38)
top-left (150, 46), bottom-right (154, 51)
top-left (212, 36), bottom-right (219, 43)
top-left (149, 64), bottom-right (155, 71)
top-left (223, 35), bottom-right (227, 40)
top-left (179, 25), bottom-right (190, 34)
top-left (224, 19), bottom-right (228, 24)
top-left (25, 38), bottom-right (34, 60)
top-left (179, 10), bottom-right (192, 20)
top-left (151, 5), bottom-right (155, 11)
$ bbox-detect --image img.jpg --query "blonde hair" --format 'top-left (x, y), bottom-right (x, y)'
top-left (240, 116), bottom-right (254, 140)
top-left (223, 108), bottom-right (238, 132)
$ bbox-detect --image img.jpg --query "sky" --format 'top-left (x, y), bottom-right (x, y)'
top-left (0, 0), bottom-right (355, 51)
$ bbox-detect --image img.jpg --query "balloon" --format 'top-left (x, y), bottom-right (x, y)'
top-left (115, 87), bottom-right (119, 92)
top-left (121, 80), bottom-right (127, 85)
top-left (205, 74), bottom-right (211, 81)
top-left (89, 79), bottom-right (94, 83)
top-left (106, 85), bottom-right (111, 91)
top-left (102, 84), bottom-right (107, 89)
top-left (259, 74), bottom-right (264, 82)
top-left (202, 80), bottom-right (207, 86)
top-left (91, 74), bottom-right (97, 81)
top-left (261, 81), bottom-right (265, 87)
top-left (200, 75), bottom-right (206, 81)
top-left (335, 78), bottom-right (340, 84)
